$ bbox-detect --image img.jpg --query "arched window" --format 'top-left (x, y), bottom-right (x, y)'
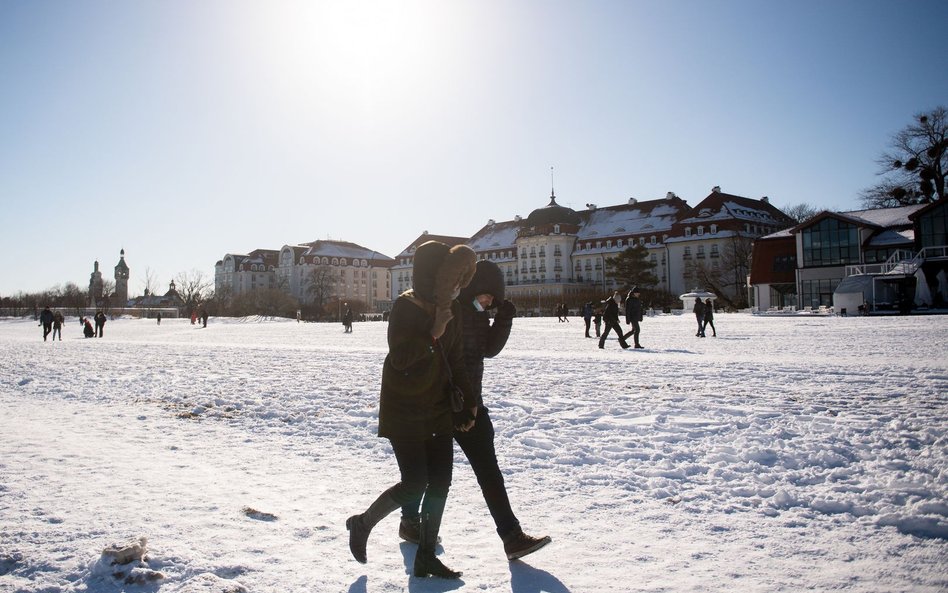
top-left (340, 258), bottom-right (347, 266)
top-left (322, 257), bottom-right (329, 265)
top-left (332, 258), bottom-right (339, 265)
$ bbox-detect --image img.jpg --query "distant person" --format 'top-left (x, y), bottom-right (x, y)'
top-left (190, 311), bottom-right (197, 325)
top-left (622, 287), bottom-right (644, 349)
top-left (94, 310), bottom-right (107, 338)
top-left (51, 310), bottom-right (64, 341)
top-left (343, 307), bottom-right (353, 333)
top-left (201, 309), bottom-right (209, 328)
top-left (702, 298), bottom-right (716, 337)
top-left (693, 298), bottom-right (706, 337)
top-left (83, 317), bottom-right (95, 338)
top-left (156, 312), bottom-right (162, 325)
top-left (593, 304), bottom-right (603, 337)
top-left (39, 306), bottom-right (54, 341)
top-left (599, 292), bottom-right (630, 350)
top-left (582, 301), bottom-right (594, 338)
top-left (560, 304), bottom-right (569, 322)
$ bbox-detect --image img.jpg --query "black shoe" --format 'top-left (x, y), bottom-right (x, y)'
top-left (504, 531), bottom-right (552, 560)
top-left (634, 344), bottom-right (644, 348)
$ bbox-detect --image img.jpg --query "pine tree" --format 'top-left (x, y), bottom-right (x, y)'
top-left (605, 245), bottom-right (658, 289)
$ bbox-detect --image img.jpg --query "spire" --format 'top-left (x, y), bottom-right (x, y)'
top-left (549, 166), bottom-right (558, 205)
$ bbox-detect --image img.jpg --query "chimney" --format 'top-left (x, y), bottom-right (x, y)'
top-left (761, 196), bottom-right (770, 203)
top-left (666, 192), bottom-right (677, 200)
top-left (586, 203), bottom-right (598, 211)
top-left (712, 186), bottom-right (721, 193)
top-left (628, 197), bottom-right (638, 205)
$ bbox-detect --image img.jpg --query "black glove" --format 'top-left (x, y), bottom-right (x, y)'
top-left (453, 407), bottom-right (475, 428)
top-left (495, 299), bottom-right (516, 320)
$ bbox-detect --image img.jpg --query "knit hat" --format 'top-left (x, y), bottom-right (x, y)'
top-left (460, 260), bottom-right (505, 307)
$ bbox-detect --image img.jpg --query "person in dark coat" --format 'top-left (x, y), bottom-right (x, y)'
top-left (702, 298), bottom-right (716, 337)
top-left (399, 260), bottom-right (551, 561)
top-left (599, 292), bottom-right (630, 349)
top-left (593, 304), bottom-right (603, 337)
top-left (581, 301), bottom-right (593, 337)
top-left (342, 307), bottom-right (353, 333)
top-left (39, 306), bottom-right (54, 341)
top-left (93, 310), bottom-right (106, 338)
top-left (347, 241), bottom-right (477, 579)
top-left (621, 287), bottom-right (644, 348)
top-left (51, 310), bottom-right (64, 341)
top-left (693, 298), bottom-right (706, 337)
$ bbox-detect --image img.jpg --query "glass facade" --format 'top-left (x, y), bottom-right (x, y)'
top-left (916, 201), bottom-right (947, 249)
top-left (802, 218), bottom-right (859, 267)
top-left (801, 278), bottom-right (840, 308)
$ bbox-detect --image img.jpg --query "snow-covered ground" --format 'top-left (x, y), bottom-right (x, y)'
top-left (1, 313), bottom-right (946, 593)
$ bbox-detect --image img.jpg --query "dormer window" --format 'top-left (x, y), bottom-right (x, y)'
top-left (340, 258), bottom-right (347, 266)
top-left (332, 258), bottom-right (339, 265)
top-left (554, 224), bottom-right (561, 234)
top-left (710, 224), bottom-right (718, 234)
top-left (650, 236), bottom-right (656, 244)
top-left (685, 228), bottom-right (692, 237)
top-left (638, 237), bottom-right (645, 246)
top-left (697, 226), bottom-right (704, 236)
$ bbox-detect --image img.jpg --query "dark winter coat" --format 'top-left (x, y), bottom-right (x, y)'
top-left (457, 299), bottom-right (513, 408)
top-left (40, 308), bottom-right (54, 326)
top-left (377, 293), bottom-right (473, 441)
top-left (52, 311), bottom-right (64, 328)
top-left (94, 312), bottom-right (106, 327)
top-left (624, 295), bottom-right (643, 324)
top-left (703, 302), bottom-right (714, 320)
top-left (693, 299), bottom-right (705, 317)
top-left (602, 297), bottom-right (621, 323)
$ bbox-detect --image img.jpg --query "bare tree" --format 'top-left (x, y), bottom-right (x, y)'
top-left (305, 265), bottom-right (334, 311)
top-left (782, 202), bottom-right (820, 224)
top-left (175, 269), bottom-right (213, 312)
top-left (141, 266), bottom-right (158, 296)
top-left (685, 236), bottom-right (754, 310)
top-left (862, 106), bottom-right (948, 208)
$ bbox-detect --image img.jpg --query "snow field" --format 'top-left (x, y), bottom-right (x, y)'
top-left (0, 313), bottom-right (946, 592)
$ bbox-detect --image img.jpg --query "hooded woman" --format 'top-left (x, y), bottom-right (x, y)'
top-left (346, 240), bottom-right (477, 579)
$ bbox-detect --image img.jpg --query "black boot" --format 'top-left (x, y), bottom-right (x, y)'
top-left (414, 504), bottom-right (461, 579)
top-left (346, 489), bottom-right (400, 564)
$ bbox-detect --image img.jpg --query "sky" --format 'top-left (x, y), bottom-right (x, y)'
top-left (2, 0), bottom-right (947, 296)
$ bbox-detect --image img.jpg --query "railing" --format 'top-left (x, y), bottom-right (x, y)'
top-left (846, 248), bottom-right (917, 277)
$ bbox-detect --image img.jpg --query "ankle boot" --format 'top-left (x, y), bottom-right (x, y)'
top-left (346, 489), bottom-right (400, 563)
top-left (413, 509), bottom-right (461, 579)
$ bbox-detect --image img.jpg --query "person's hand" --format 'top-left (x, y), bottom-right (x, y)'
top-left (430, 306), bottom-right (453, 339)
top-left (495, 299), bottom-right (516, 319)
top-left (454, 406), bottom-right (478, 432)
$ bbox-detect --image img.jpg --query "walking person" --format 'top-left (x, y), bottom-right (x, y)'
top-left (398, 260), bottom-right (551, 561)
top-left (346, 241), bottom-right (477, 579)
top-left (582, 301), bottom-right (593, 338)
top-left (621, 287), bottom-right (645, 349)
top-left (93, 310), bottom-right (106, 338)
top-left (598, 292), bottom-right (630, 349)
top-left (693, 298), bottom-right (706, 337)
top-left (593, 304), bottom-right (603, 337)
top-left (51, 310), bottom-right (64, 341)
top-left (702, 298), bottom-right (716, 337)
top-left (39, 306), bottom-right (54, 341)
top-left (343, 307), bottom-right (353, 333)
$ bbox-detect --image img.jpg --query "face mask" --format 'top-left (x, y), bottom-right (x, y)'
top-left (472, 298), bottom-right (485, 312)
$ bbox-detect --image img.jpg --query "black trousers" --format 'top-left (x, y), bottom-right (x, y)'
top-left (622, 321), bottom-right (641, 346)
top-left (583, 317), bottom-right (592, 337)
top-left (455, 406), bottom-right (520, 539)
top-left (390, 434), bottom-right (454, 510)
top-left (599, 318), bottom-right (629, 348)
